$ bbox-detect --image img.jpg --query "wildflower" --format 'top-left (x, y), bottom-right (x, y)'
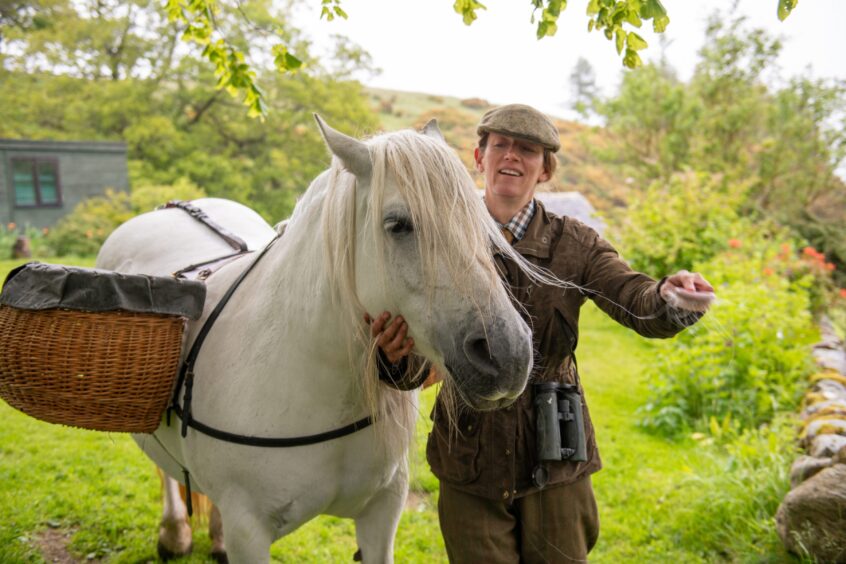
top-left (781, 243), bottom-right (792, 254)
top-left (42, 227), bottom-right (49, 235)
top-left (802, 246), bottom-right (825, 261)
top-left (840, 289), bottom-right (846, 299)
top-left (85, 230), bottom-right (93, 239)
top-left (728, 239), bottom-right (742, 248)
top-left (7, 222), bottom-right (15, 231)
top-left (825, 262), bottom-right (835, 271)
top-left (762, 267), bottom-right (774, 276)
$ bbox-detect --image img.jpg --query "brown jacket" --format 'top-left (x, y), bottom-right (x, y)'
top-left (426, 200), bottom-right (700, 501)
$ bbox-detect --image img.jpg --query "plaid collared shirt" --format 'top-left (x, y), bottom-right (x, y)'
top-left (495, 199), bottom-right (536, 242)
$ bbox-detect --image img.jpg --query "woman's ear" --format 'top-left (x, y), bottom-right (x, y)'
top-left (474, 147), bottom-right (484, 173)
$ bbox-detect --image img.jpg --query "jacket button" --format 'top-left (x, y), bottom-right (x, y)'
top-left (502, 490), bottom-right (510, 499)
top-left (466, 425), bottom-right (473, 432)
top-left (505, 449), bottom-right (511, 455)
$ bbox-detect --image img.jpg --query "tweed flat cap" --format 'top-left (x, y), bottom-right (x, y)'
top-left (477, 104), bottom-right (560, 152)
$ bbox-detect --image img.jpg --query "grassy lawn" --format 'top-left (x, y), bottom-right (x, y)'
top-left (0, 256), bottom-right (796, 562)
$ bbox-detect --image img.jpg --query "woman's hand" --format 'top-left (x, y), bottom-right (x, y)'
top-left (660, 270), bottom-right (716, 313)
top-left (364, 311), bottom-right (414, 364)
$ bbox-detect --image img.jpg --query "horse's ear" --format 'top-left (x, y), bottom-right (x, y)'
top-left (422, 119), bottom-right (446, 143)
top-left (313, 113), bottom-right (371, 179)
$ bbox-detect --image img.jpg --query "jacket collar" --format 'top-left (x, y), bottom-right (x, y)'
top-left (513, 199), bottom-right (553, 259)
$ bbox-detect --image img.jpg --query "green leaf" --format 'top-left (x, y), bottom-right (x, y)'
top-left (623, 48), bottom-right (642, 68)
top-left (586, 0), bottom-right (600, 16)
top-left (777, 0), bottom-right (798, 21)
top-left (454, 0), bottom-right (487, 26)
top-left (652, 13), bottom-right (669, 32)
top-left (333, 6), bottom-right (348, 19)
top-left (639, 0), bottom-right (666, 19)
top-left (615, 28), bottom-right (625, 54)
top-left (627, 31), bottom-right (648, 51)
top-left (625, 9), bottom-right (642, 27)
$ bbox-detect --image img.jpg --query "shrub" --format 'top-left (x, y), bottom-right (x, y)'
top-left (640, 241), bottom-right (817, 435)
top-left (613, 171), bottom-right (756, 276)
top-left (45, 179), bottom-right (206, 257)
top-left (0, 223), bottom-right (53, 260)
top-left (670, 415), bottom-right (799, 560)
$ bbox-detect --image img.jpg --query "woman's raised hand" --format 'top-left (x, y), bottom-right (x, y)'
top-left (660, 270), bottom-right (716, 313)
top-left (364, 311), bottom-right (415, 364)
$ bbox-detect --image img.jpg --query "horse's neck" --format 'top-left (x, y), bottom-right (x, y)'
top-left (233, 193), bottom-right (363, 394)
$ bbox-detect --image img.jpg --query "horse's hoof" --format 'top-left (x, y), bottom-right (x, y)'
top-left (211, 549), bottom-right (229, 564)
top-left (353, 548), bottom-right (362, 561)
top-left (157, 540), bottom-right (193, 561)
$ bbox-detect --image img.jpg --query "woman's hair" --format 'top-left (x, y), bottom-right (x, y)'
top-left (477, 131), bottom-right (558, 178)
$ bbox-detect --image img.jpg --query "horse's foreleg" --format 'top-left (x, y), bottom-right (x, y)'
top-left (209, 503), bottom-right (228, 563)
top-left (218, 502), bottom-right (275, 564)
top-left (157, 471), bottom-right (193, 559)
top-left (354, 470), bottom-right (408, 564)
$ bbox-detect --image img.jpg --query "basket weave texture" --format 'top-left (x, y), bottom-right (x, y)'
top-left (0, 304), bottom-right (183, 433)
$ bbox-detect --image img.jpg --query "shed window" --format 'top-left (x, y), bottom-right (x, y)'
top-left (11, 158), bottom-right (62, 207)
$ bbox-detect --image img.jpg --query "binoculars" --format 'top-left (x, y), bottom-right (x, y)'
top-left (532, 381), bottom-right (587, 488)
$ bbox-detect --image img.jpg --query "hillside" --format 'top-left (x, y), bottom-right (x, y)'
top-left (365, 87), bottom-right (630, 213)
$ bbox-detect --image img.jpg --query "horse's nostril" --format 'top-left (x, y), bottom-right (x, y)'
top-left (464, 335), bottom-right (497, 376)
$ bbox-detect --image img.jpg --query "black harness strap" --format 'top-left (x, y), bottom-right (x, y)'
top-left (166, 233), bottom-right (374, 446)
top-left (162, 200), bottom-right (249, 253)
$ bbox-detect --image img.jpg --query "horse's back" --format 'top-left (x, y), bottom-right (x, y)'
top-left (97, 198), bottom-right (276, 275)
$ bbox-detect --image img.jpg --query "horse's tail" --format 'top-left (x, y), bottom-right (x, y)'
top-left (179, 484), bottom-right (213, 525)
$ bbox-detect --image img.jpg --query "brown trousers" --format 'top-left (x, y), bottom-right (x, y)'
top-left (438, 475), bottom-right (599, 563)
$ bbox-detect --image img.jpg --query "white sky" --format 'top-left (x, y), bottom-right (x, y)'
top-left (294, 0), bottom-right (846, 120)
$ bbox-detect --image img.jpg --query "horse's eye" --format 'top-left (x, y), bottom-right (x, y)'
top-left (385, 217), bottom-right (413, 235)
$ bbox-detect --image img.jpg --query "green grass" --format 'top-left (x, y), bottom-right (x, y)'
top-left (0, 256), bottom-right (798, 562)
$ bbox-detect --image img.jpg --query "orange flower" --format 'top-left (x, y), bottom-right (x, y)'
top-left (762, 267), bottom-right (774, 276)
top-left (825, 262), bottom-right (836, 271)
top-left (802, 246), bottom-right (820, 258)
top-left (41, 227), bottom-right (49, 235)
top-left (840, 288), bottom-right (846, 299)
top-left (781, 243), bottom-right (791, 254)
top-left (7, 222), bottom-right (15, 231)
top-left (728, 239), bottom-right (742, 248)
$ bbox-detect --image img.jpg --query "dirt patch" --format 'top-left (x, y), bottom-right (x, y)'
top-left (35, 526), bottom-right (100, 564)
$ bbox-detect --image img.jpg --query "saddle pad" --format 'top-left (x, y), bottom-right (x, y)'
top-left (1, 262), bottom-right (206, 319)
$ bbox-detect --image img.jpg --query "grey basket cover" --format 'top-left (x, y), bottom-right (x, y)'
top-left (0, 262), bottom-right (206, 319)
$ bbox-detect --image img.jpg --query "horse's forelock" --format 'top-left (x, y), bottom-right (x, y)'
top-left (370, 131), bottom-right (502, 309)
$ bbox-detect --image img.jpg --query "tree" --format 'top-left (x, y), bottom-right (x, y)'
top-left (4, 0), bottom-right (799, 118)
top-left (0, 0), bottom-right (380, 223)
top-left (568, 57), bottom-right (598, 118)
top-left (596, 11), bottom-right (846, 284)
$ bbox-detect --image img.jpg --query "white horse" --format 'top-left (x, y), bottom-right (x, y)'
top-left (96, 116), bottom-right (536, 563)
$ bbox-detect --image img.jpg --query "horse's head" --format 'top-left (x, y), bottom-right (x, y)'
top-left (315, 115), bottom-right (533, 411)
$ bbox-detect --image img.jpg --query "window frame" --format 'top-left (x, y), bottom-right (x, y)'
top-left (10, 157), bottom-right (63, 209)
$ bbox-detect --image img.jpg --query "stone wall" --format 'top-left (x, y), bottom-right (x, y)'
top-left (776, 317), bottom-right (846, 562)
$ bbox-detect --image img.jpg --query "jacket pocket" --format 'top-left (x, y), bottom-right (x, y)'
top-left (426, 409), bottom-right (482, 485)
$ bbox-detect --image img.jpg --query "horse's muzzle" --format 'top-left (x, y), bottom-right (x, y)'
top-left (440, 316), bottom-right (533, 411)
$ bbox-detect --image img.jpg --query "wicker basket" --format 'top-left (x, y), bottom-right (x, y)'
top-left (0, 306), bottom-right (184, 432)
top-left (0, 262), bottom-right (205, 433)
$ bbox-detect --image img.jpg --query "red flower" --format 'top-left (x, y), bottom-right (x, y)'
top-left (840, 289), bottom-right (846, 299)
top-left (762, 267), bottom-right (774, 276)
top-left (728, 239), bottom-right (742, 249)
